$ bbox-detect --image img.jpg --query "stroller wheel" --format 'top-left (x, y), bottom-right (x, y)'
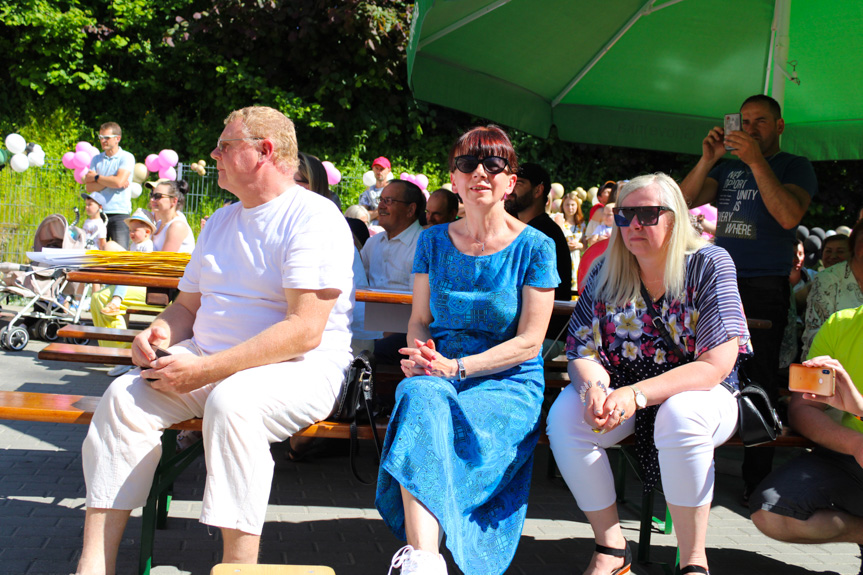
top-left (36, 319), bottom-right (62, 342)
top-left (2, 326), bottom-right (29, 351)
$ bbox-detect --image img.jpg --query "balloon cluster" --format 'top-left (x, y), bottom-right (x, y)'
top-left (1, 134), bottom-right (45, 172)
top-left (61, 141), bottom-right (101, 183)
top-left (798, 225), bottom-right (852, 268)
top-left (144, 150), bottom-right (180, 181)
top-left (398, 172), bottom-right (429, 197)
top-left (322, 161), bottom-right (341, 186)
top-left (189, 160), bottom-right (207, 176)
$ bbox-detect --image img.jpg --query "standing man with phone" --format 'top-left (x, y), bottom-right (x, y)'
top-left (750, 305), bottom-right (863, 569)
top-left (85, 122), bottom-right (135, 248)
top-left (680, 94), bottom-right (819, 502)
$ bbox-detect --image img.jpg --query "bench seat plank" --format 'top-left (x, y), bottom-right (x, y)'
top-left (57, 325), bottom-right (140, 343)
top-left (39, 343), bottom-right (133, 365)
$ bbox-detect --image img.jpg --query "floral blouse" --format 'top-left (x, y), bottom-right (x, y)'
top-left (566, 244), bottom-right (752, 390)
top-left (801, 261), bottom-right (863, 358)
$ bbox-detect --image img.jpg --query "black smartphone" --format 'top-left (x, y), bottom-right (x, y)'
top-left (724, 113), bottom-right (742, 150)
top-left (145, 346), bottom-right (172, 382)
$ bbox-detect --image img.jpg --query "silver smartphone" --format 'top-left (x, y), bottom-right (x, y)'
top-left (724, 113), bottom-right (741, 150)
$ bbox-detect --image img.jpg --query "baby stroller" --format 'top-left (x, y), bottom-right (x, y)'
top-left (0, 210), bottom-right (90, 351)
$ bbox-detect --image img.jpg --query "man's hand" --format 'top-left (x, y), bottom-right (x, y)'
top-left (802, 356), bottom-right (863, 418)
top-left (701, 126), bottom-right (728, 165)
top-left (131, 325), bottom-right (171, 368)
top-left (725, 129), bottom-right (766, 167)
top-left (142, 353), bottom-right (211, 394)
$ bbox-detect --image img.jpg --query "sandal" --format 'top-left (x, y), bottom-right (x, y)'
top-left (285, 436), bottom-right (328, 462)
top-left (680, 567), bottom-right (709, 574)
top-left (101, 301), bottom-right (125, 316)
top-left (595, 540), bottom-right (632, 575)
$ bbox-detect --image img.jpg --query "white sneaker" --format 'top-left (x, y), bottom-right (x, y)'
top-left (388, 545), bottom-right (448, 575)
top-left (107, 364), bottom-right (134, 377)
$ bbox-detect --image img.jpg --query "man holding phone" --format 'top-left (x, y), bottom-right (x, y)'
top-left (76, 106), bottom-right (355, 573)
top-left (680, 94), bottom-right (819, 501)
top-left (750, 305), bottom-right (863, 563)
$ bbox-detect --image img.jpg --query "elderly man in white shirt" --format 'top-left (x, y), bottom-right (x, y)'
top-left (360, 179), bottom-right (425, 363)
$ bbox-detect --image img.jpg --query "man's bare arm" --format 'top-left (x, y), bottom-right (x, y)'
top-left (85, 168), bottom-right (131, 191)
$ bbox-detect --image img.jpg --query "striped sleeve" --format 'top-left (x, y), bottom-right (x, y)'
top-left (687, 245), bottom-right (751, 357)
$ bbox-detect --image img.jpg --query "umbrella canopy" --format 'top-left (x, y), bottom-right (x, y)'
top-left (407, 0), bottom-right (863, 161)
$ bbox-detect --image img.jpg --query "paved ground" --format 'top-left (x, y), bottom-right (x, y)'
top-left (0, 331), bottom-right (860, 574)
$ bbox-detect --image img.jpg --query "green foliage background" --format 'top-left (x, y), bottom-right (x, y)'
top-left (0, 0), bottom-right (859, 260)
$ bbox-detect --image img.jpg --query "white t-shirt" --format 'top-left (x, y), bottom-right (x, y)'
top-left (178, 185), bottom-right (355, 363)
top-left (360, 219), bottom-right (422, 292)
top-left (153, 212), bottom-right (196, 253)
top-left (82, 217), bottom-right (107, 250)
top-left (131, 238), bottom-right (153, 253)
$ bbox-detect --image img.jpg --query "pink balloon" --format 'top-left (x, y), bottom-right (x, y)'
top-left (400, 172), bottom-right (410, 181)
top-left (322, 161), bottom-right (341, 186)
top-left (75, 141), bottom-right (90, 153)
top-left (158, 166), bottom-right (177, 181)
top-left (689, 207), bottom-right (702, 216)
top-left (145, 154), bottom-right (161, 172)
top-left (74, 166), bottom-right (89, 184)
top-left (701, 204), bottom-right (718, 223)
top-left (416, 174), bottom-right (429, 190)
top-left (86, 146), bottom-right (99, 159)
top-left (72, 151), bottom-right (91, 170)
top-left (159, 149), bottom-right (179, 167)
top-left (62, 152), bottom-right (76, 170)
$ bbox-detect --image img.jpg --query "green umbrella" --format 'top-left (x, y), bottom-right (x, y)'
top-left (408, 0), bottom-right (863, 161)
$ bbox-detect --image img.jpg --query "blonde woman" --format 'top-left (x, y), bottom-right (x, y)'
top-left (548, 173), bottom-right (752, 575)
top-left (560, 191), bottom-right (585, 291)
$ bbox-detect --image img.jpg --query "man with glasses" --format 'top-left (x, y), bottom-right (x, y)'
top-left (85, 122), bottom-right (135, 248)
top-left (680, 94), bottom-right (819, 502)
top-left (76, 106), bottom-right (355, 572)
top-left (360, 179), bottom-right (425, 363)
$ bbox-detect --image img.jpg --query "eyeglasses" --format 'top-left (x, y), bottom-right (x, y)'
top-left (612, 206), bottom-right (673, 227)
top-left (454, 155), bottom-right (509, 175)
top-left (97, 135), bottom-right (118, 140)
top-left (216, 137), bottom-right (263, 152)
top-left (150, 193), bottom-right (174, 200)
top-left (379, 196), bottom-right (411, 207)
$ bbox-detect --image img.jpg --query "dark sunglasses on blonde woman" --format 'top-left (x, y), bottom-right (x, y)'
top-left (612, 206), bottom-right (673, 227)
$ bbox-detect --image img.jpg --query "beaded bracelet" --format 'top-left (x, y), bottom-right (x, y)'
top-left (578, 380), bottom-right (608, 405)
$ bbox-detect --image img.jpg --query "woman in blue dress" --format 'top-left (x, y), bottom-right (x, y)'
top-left (376, 126), bottom-right (558, 575)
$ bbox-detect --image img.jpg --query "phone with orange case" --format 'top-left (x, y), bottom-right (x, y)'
top-left (789, 364), bottom-right (836, 396)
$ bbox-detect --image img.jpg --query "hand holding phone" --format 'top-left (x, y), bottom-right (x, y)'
top-left (789, 363), bottom-right (836, 396)
top-left (724, 113), bottom-right (741, 151)
top-left (145, 346), bottom-right (172, 382)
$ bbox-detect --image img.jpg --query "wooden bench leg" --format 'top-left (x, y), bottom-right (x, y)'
top-left (138, 430), bottom-right (205, 575)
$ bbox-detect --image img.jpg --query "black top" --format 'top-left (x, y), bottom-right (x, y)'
top-left (527, 212), bottom-right (573, 303)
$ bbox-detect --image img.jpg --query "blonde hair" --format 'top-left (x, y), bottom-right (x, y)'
top-left (224, 106), bottom-right (298, 172)
top-left (594, 173), bottom-right (707, 305)
top-left (562, 191), bottom-right (584, 225)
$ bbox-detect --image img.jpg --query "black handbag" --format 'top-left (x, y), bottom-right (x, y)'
top-left (639, 284), bottom-right (781, 447)
top-left (332, 350), bottom-right (384, 484)
top-left (734, 369), bottom-right (783, 447)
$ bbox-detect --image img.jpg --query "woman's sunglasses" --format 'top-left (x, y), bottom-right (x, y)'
top-left (150, 193), bottom-right (174, 200)
top-left (612, 206), bottom-right (673, 227)
top-left (453, 155), bottom-right (509, 175)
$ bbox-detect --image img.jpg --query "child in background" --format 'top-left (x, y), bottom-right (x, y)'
top-left (80, 192), bottom-right (108, 250)
top-left (585, 203), bottom-right (615, 249)
top-left (125, 208), bottom-right (155, 253)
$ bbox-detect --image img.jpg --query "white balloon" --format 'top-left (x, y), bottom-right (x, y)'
top-left (129, 182), bottom-right (143, 199)
top-left (27, 151), bottom-right (45, 167)
top-left (10, 153), bottom-right (29, 172)
top-left (5, 133), bottom-right (26, 155)
top-left (362, 170), bottom-right (376, 187)
top-left (32, 144), bottom-right (43, 155)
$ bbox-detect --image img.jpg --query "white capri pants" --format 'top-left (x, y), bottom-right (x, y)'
top-left (547, 384), bottom-right (738, 511)
top-left (82, 339), bottom-right (347, 535)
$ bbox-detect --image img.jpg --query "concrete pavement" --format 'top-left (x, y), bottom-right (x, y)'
top-left (0, 337), bottom-right (860, 574)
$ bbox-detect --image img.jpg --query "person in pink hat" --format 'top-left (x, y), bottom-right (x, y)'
top-left (359, 156), bottom-right (391, 225)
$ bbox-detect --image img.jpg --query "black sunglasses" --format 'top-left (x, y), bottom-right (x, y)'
top-left (612, 206), bottom-right (673, 227)
top-left (454, 155), bottom-right (509, 175)
top-left (150, 192), bottom-right (175, 200)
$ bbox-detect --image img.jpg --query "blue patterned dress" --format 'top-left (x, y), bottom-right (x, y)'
top-left (375, 223), bottom-right (558, 575)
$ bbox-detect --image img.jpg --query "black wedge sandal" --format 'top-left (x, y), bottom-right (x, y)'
top-left (679, 566), bottom-right (709, 574)
top-left (595, 541), bottom-right (632, 575)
